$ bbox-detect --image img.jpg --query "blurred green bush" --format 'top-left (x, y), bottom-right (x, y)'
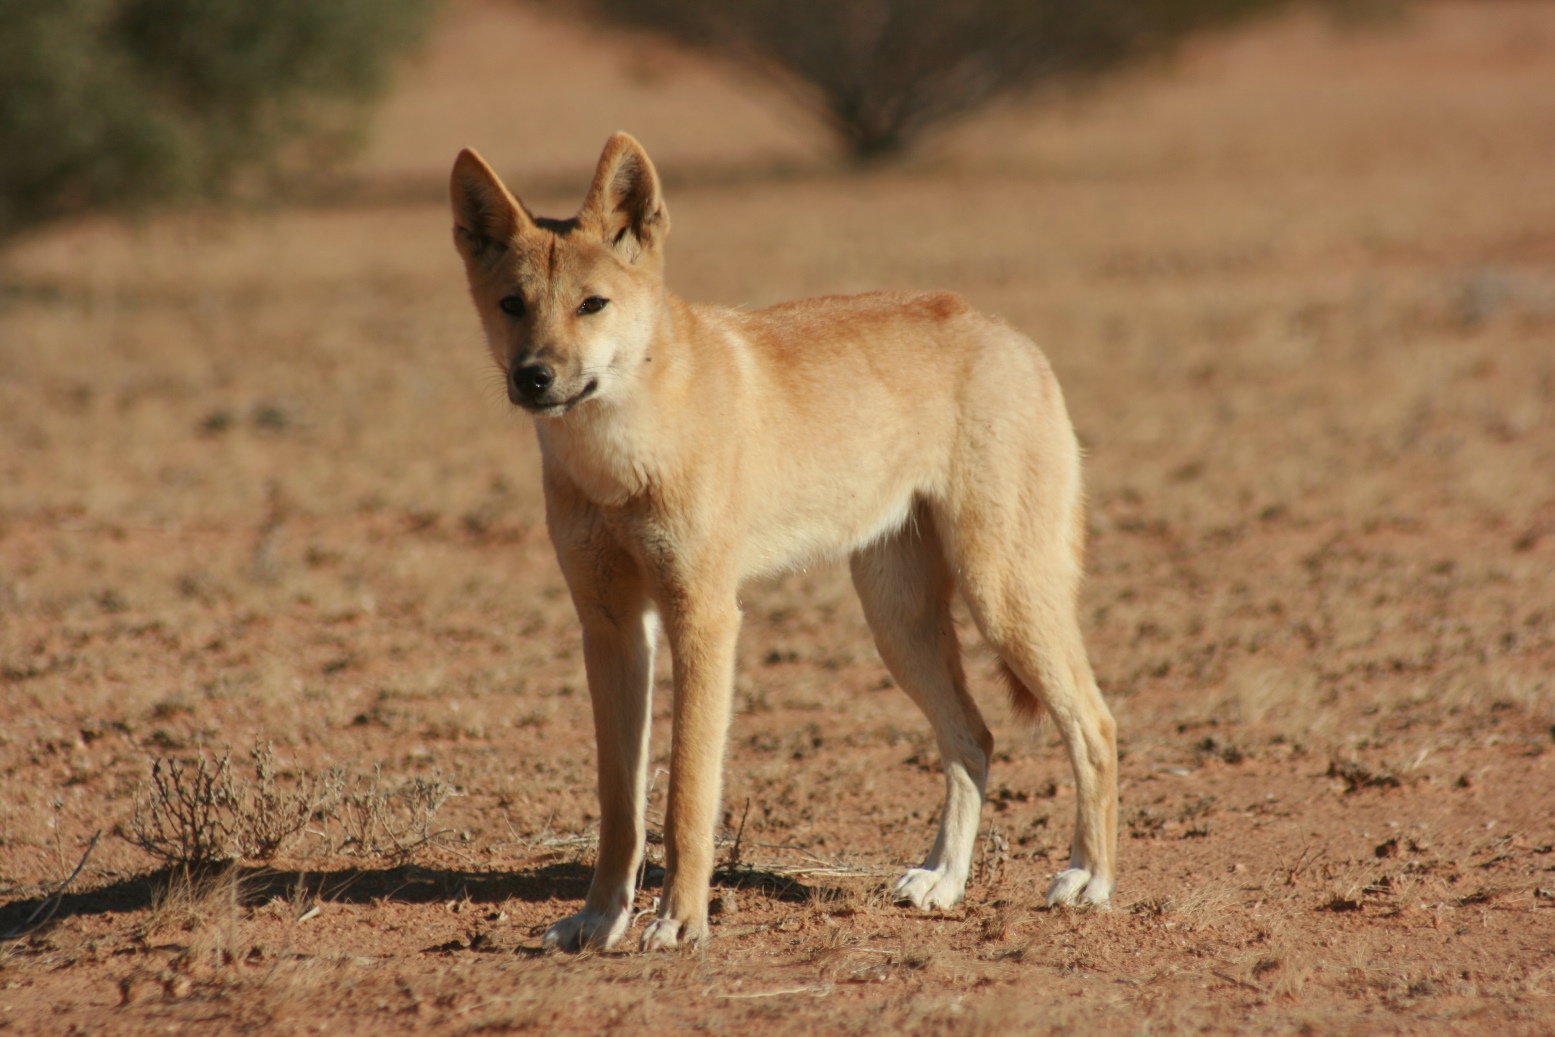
top-left (0, 0), bottom-right (439, 239)
top-left (571, 0), bottom-right (1313, 159)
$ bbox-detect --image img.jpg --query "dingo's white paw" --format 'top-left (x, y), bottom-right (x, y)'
top-left (893, 866), bottom-right (966, 911)
top-left (1046, 867), bottom-right (1112, 908)
top-left (541, 907), bottom-right (630, 952)
top-left (639, 917), bottom-right (685, 951)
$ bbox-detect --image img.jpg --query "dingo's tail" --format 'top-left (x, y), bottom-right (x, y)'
top-left (998, 660), bottom-right (1048, 726)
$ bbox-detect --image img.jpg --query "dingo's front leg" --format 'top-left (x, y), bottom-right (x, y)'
top-left (542, 540), bottom-right (657, 952)
top-left (640, 591), bottom-right (741, 951)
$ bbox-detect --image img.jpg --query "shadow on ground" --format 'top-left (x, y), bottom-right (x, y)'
top-left (0, 860), bottom-right (825, 941)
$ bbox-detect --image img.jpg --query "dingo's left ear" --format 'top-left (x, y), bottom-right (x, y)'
top-left (450, 149), bottom-right (533, 264)
top-left (580, 132), bottom-right (669, 262)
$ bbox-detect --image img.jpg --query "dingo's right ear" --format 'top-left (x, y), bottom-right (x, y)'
top-left (450, 149), bottom-right (533, 263)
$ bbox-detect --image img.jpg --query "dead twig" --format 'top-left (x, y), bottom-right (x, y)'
top-left (1, 829), bottom-right (102, 941)
top-left (723, 797), bottom-right (751, 872)
top-left (1211, 969), bottom-right (1265, 994)
top-left (715, 984), bottom-right (834, 999)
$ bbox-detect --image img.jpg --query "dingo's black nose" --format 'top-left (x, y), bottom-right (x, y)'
top-left (511, 364), bottom-right (554, 402)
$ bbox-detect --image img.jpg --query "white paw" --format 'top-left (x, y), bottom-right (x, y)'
top-left (639, 917), bottom-right (684, 951)
top-left (893, 866), bottom-right (967, 911)
top-left (541, 907), bottom-right (630, 952)
top-left (1046, 867), bottom-right (1112, 908)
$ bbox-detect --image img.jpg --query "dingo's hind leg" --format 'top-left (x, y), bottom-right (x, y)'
top-left (997, 620), bottom-right (1116, 907)
top-left (951, 491), bottom-right (1117, 908)
top-left (851, 502), bottom-right (992, 912)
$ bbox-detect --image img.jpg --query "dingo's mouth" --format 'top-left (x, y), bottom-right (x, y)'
top-left (522, 378), bottom-right (598, 416)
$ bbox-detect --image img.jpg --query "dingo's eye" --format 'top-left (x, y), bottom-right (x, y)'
top-left (499, 295), bottom-right (525, 317)
top-left (578, 296), bottom-right (609, 316)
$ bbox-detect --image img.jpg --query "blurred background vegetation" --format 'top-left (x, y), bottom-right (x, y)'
top-left (0, 0), bottom-right (440, 240)
top-left (0, 0), bottom-right (1406, 242)
top-left (566, 0), bottom-right (1316, 160)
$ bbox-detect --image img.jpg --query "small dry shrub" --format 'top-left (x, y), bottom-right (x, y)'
top-left (331, 765), bottom-right (454, 861)
top-left (127, 755), bottom-right (233, 867)
top-left (125, 743), bottom-right (339, 867)
top-left (123, 742), bottom-right (452, 868)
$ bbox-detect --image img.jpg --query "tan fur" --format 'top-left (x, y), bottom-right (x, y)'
top-left (450, 134), bottom-right (1118, 952)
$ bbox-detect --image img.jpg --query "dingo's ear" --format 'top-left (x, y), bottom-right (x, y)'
top-left (450, 149), bottom-right (532, 263)
top-left (579, 132), bottom-right (669, 262)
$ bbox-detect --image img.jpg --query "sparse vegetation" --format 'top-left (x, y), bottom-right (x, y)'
top-left (123, 743), bottom-right (452, 868)
top-left (0, 0), bottom-right (439, 240)
top-left (332, 765), bottom-right (456, 861)
top-left (125, 755), bottom-right (232, 866)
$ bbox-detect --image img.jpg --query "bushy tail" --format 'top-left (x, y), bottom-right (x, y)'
top-left (998, 660), bottom-right (1048, 727)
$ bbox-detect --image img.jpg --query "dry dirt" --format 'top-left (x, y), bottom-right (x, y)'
top-left (3, 2), bottom-right (1554, 1033)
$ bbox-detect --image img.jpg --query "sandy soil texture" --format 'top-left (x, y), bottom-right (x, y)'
top-left (2, 1), bottom-right (1553, 1033)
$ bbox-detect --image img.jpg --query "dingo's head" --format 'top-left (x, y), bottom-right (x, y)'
top-left (451, 133), bottom-right (669, 417)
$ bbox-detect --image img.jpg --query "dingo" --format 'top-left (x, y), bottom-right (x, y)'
top-left (450, 134), bottom-right (1117, 951)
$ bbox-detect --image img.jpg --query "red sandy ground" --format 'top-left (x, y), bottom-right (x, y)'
top-left (2, 2), bottom-right (1553, 1033)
